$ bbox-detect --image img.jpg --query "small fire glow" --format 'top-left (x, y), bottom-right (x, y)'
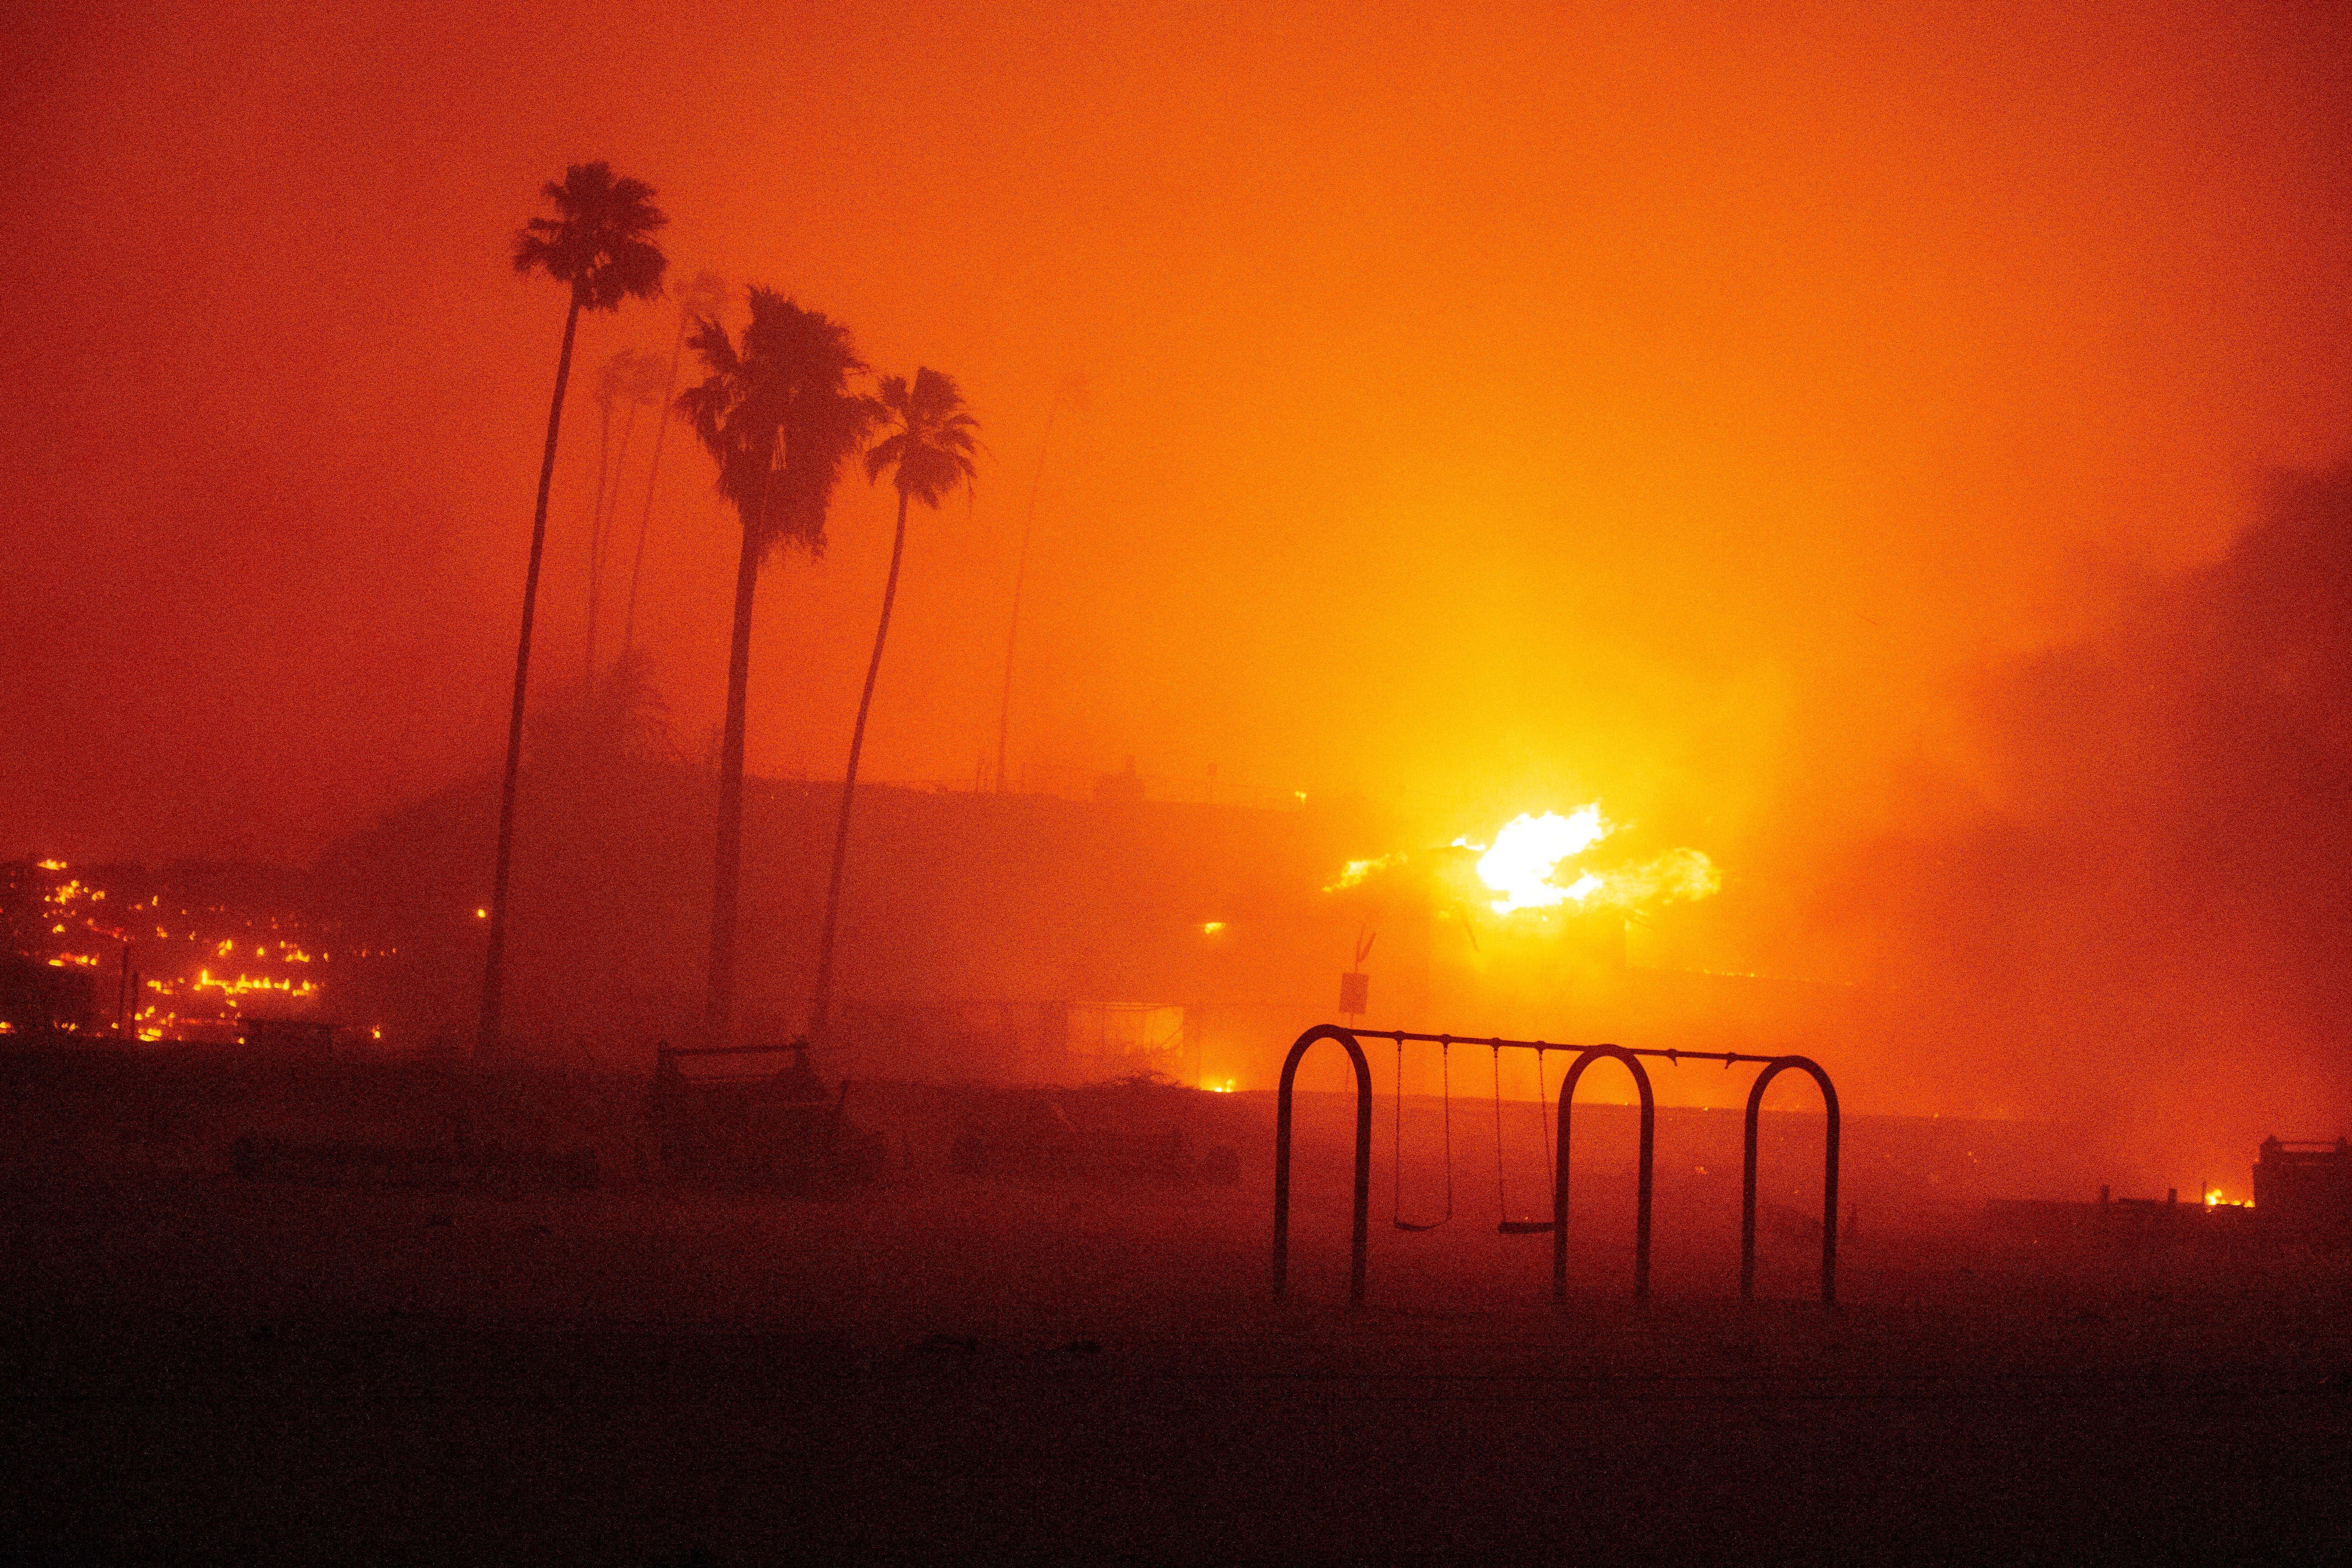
top-left (1201, 921), bottom-right (1226, 935)
top-left (193, 968), bottom-right (320, 1001)
top-left (1324, 853), bottom-right (1402, 892)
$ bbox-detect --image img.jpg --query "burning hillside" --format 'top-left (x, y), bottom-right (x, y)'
top-left (0, 858), bottom-right (393, 1047)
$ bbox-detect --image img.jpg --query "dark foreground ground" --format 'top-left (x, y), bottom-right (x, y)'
top-left (4, 1051), bottom-right (2348, 1564)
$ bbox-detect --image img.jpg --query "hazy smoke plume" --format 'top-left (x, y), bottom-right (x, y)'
top-left (1800, 466), bottom-right (2352, 1161)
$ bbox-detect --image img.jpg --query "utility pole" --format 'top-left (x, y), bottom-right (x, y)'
top-left (994, 374), bottom-right (1084, 791)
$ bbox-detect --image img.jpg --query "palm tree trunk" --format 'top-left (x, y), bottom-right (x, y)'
top-left (810, 485), bottom-right (909, 1045)
top-left (480, 292), bottom-right (583, 1058)
top-left (702, 518), bottom-right (762, 1048)
top-left (622, 310), bottom-right (693, 656)
top-left (583, 393), bottom-right (614, 696)
top-left (587, 395), bottom-right (641, 694)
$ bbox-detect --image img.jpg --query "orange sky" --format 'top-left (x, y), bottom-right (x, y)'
top-left (5, 0), bottom-right (2349, 872)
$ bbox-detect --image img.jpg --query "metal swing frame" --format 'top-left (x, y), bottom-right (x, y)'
top-left (1271, 1024), bottom-right (1839, 1309)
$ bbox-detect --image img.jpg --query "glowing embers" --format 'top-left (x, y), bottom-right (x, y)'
top-left (192, 968), bottom-right (320, 1004)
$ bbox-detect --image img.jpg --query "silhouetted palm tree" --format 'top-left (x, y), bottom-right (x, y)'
top-left (481, 162), bottom-right (667, 1058)
top-left (677, 288), bottom-right (879, 1045)
top-left (807, 369), bottom-right (979, 1045)
top-left (623, 270), bottom-right (728, 657)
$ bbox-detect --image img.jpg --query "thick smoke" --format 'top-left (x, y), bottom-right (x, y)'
top-left (1805, 465), bottom-right (2352, 1162)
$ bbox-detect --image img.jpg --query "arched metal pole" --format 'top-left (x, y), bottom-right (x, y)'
top-left (1271, 1024), bottom-right (1374, 1305)
top-left (1552, 1046), bottom-right (1656, 1303)
top-left (1741, 1055), bottom-right (1841, 1306)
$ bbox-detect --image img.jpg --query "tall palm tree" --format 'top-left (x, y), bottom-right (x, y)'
top-left (623, 270), bottom-right (729, 658)
top-left (677, 288), bottom-right (879, 1046)
top-left (808, 369), bottom-right (979, 1046)
top-left (481, 162), bottom-right (667, 1059)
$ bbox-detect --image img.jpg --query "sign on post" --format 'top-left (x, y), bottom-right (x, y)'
top-left (1338, 971), bottom-right (1369, 1016)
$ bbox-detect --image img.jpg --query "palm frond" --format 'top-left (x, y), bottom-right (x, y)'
top-left (511, 161), bottom-right (669, 314)
top-left (866, 365), bottom-right (981, 509)
top-left (675, 288), bottom-right (879, 561)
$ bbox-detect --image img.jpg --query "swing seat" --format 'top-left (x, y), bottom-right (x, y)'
top-left (1497, 1219), bottom-right (1555, 1235)
top-left (1393, 1218), bottom-right (1445, 1233)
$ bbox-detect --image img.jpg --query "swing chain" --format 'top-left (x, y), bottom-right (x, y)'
top-left (1391, 1033), bottom-right (1452, 1232)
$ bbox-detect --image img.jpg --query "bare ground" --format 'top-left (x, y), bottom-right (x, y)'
top-left (4, 1052), bottom-right (2348, 1564)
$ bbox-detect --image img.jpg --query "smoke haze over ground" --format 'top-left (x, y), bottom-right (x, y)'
top-left (4, 3), bottom-right (2350, 1135)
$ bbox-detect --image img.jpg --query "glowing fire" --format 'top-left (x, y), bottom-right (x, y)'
top-left (1449, 805), bottom-right (1725, 917)
top-left (193, 968), bottom-right (320, 1001)
top-left (1322, 802), bottom-right (1723, 918)
top-left (1463, 808), bottom-right (1613, 913)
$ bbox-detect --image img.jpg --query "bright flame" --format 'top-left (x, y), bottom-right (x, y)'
top-left (1202, 921), bottom-right (1226, 935)
top-left (1475, 807), bottom-right (1612, 913)
top-left (1206, 1078), bottom-right (1236, 1092)
top-left (1326, 803), bottom-right (1723, 923)
top-left (36, 859), bottom-right (65, 871)
top-left (475, 908), bottom-right (488, 920)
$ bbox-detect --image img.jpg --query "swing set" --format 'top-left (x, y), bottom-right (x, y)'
top-left (1386, 1036), bottom-right (1561, 1235)
top-left (1271, 1024), bottom-right (1839, 1309)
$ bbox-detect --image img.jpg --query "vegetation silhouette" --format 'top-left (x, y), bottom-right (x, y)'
top-left (483, 162), bottom-right (667, 1059)
top-left (677, 289), bottom-right (879, 1046)
top-left (534, 645), bottom-right (676, 773)
top-left (809, 368), bottom-right (981, 1045)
